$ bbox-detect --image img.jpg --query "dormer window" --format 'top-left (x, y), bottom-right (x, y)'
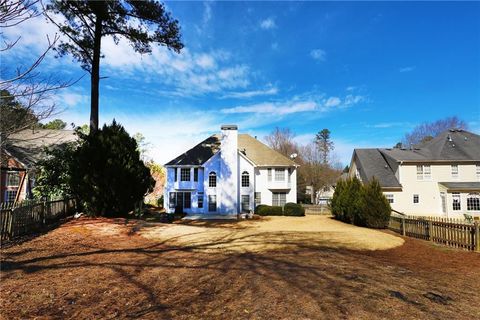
top-left (241, 171), bottom-right (249, 187)
top-left (209, 172), bottom-right (217, 188)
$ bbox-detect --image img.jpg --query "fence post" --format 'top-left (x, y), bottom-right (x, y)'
top-left (428, 220), bottom-right (433, 241)
top-left (401, 217), bottom-right (406, 236)
top-left (475, 222), bottom-right (480, 252)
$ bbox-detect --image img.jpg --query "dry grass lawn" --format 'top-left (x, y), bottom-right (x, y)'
top-left (1, 215), bottom-right (479, 320)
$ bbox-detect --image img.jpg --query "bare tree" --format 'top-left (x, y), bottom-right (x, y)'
top-left (402, 116), bottom-right (468, 147)
top-left (264, 127), bottom-right (298, 157)
top-left (0, 0), bottom-right (74, 146)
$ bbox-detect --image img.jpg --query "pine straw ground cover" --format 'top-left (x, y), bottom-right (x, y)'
top-left (1, 216), bottom-right (479, 320)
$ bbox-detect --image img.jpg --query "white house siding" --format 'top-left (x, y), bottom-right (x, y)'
top-left (254, 167), bottom-right (297, 206)
top-left (385, 163), bottom-right (480, 218)
top-left (219, 127), bottom-right (238, 214)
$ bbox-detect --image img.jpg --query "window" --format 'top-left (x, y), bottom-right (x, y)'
top-left (413, 194), bottom-right (419, 204)
top-left (169, 192), bottom-right (176, 208)
top-left (476, 164), bottom-right (480, 180)
top-left (467, 193), bottom-right (480, 211)
top-left (451, 165), bottom-right (458, 179)
top-left (197, 192), bottom-right (203, 208)
top-left (181, 168), bottom-right (190, 181)
top-left (184, 192), bottom-right (191, 209)
top-left (193, 168), bottom-right (198, 182)
top-left (241, 195), bottom-right (250, 212)
top-left (209, 172), bottom-right (216, 187)
top-left (267, 168), bottom-right (272, 181)
top-left (452, 193), bottom-right (461, 211)
top-left (208, 195), bottom-right (217, 212)
top-left (385, 194), bottom-right (394, 204)
top-left (416, 165), bottom-right (431, 180)
top-left (255, 192), bottom-right (261, 205)
top-left (272, 192), bottom-right (287, 207)
top-left (6, 172), bottom-right (20, 186)
top-left (5, 190), bottom-right (17, 203)
top-left (169, 192), bottom-right (191, 209)
top-left (275, 168), bottom-right (285, 181)
top-left (174, 168), bottom-right (178, 182)
top-left (241, 171), bottom-right (249, 187)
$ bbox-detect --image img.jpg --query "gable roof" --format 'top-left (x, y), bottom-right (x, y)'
top-left (353, 149), bottom-right (402, 189)
top-left (3, 129), bottom-right (77, 168)
top-left (165, 133), bottom-right (296, 167)
top-left (352, 129), bottom-right (480, 189)
top-left (381, 130), bottom-right (480, 162)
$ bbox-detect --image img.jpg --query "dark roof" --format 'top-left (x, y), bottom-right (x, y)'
top-left (165, 135), bottom-right (221, 166)
top-left (381, 130), bottom-right (480, 162)
top-left (352, 130), bottom-right (480, 189)
top-left (165, 133), bottom-right (296, 167)
top-left (3, 129), bottom-right (77, 168)
top-left (439, 182), bottom-right (480, 192)
top-left (353, 149), bottom-right (402, 189)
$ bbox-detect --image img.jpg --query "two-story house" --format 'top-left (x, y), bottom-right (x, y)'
top-left (349, 129), bottom-right (480, 218)
top-left (164, 125), bottom-right (298, 218)
top-left (1, 129), bottom-right (77, 204)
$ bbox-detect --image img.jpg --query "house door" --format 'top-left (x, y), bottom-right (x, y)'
top-left (440, 192), bottom-right (447, 216)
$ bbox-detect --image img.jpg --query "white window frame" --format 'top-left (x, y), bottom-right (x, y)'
top-left (416, 165), bottom-right (431, 180)
top-left (413, 194), bottom-right (419, 204)
top-left (241, 195), bottom-right (250, 212)
top-left (275, 168), bottom-right (285, 181)
top-left (452, 193), bottom-right (461, 211)
top-left (208, 195), bottom-right (217, 212)
top-left (466, 193), bottom-right (480, 211)
top-left (208, 172), bottom-right (216, 188)
top-left (197, 192), bottom-right (203, 208)
top-left (451, 164), bottom-right (458, 179)
top-left (267, 168), bottom-right (272, 181)
top-left (272, 192), bottom-right (286, 207)
top-left (180, 168), bottom-right (191, 182)
top-left (6, 171), bottom-right (20, 187)
top-left (476, 164), bottom-right (480, 181)
top-left (255, 192), bottom-right (261, 206)
top-left (385, 194), bottom-right (394, 204)
top-left (241, 171), bottom-right (249, 187)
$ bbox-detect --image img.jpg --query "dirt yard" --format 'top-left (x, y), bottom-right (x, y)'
top-left (1, 215), bottom-right (479, 319)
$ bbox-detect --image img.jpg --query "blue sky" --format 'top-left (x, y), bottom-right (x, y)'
top-left (4, 1), bottom-right (480, 165)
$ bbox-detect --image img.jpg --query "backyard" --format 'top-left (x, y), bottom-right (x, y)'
top-left (1, 215), bottom-right (479, 319)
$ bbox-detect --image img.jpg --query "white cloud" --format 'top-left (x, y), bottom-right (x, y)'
top-left (221, 87), bottom-right (278, 99)
top-left (367, 122), bottom-right (411, 129)
top-left (222, 101), bottom-right (316, 115)
top-left (260, 18), bottom-right (277, 30)
top-left (196, 54), bottom-right (216, 69)
top-left (325, 97), bottom-right (341, 107)
top-left (220, 92), bottom-right (365, 116)
top-left (399, 66), bottom-right (416, 73)
top-left (310, 49), bottom-right (326, 61)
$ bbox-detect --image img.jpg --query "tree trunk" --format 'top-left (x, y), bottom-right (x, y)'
top-left (90, 14), bottom-right (103, 133)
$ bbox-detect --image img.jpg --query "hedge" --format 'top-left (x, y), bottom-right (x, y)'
top-left (255, 204), bottom-right (284, 216)
top-left (283, 202), bottom-right (305, 216)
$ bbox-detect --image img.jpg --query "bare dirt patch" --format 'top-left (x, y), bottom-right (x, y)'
top-left (1, 217), bottom-right (479, 319)
top-left (139, 215), bottom-right (405, 252)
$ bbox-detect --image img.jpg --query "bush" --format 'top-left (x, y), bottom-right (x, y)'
top-left (331, 176), bottom-right (391, 229)
top-left (357, 178), bottom-right (391, 228)
top-left (283, 202), bottom-right (305, 216)
top-left (69, 120), bottom-right (155, 216)
top-left (255, 205), bottom-right (283, 216)
top-left (156, 195), bottom-right (164, 208)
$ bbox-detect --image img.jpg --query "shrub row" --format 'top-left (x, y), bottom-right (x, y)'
top-left (330, 177), bottom-right (391, 229)
top-left (255, 203), bottom-right (305, 216)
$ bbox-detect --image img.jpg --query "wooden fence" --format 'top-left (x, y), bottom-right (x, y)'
top-left (0, 198), bottom-right (76, 241)
top-left (389, 215), bottom-right (480, 252)
top-left (302, 204), bottom-right (331, 215)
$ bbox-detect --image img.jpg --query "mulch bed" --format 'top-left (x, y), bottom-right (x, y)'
top-left (1, 218), bottom-right (479, 319)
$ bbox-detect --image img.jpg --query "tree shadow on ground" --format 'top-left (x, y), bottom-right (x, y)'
top-left (1, 219), bottom-right (479, 319)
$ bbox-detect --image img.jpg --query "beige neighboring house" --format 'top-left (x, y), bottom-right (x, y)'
top-left (349, 129), bottom-right (480, 218)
